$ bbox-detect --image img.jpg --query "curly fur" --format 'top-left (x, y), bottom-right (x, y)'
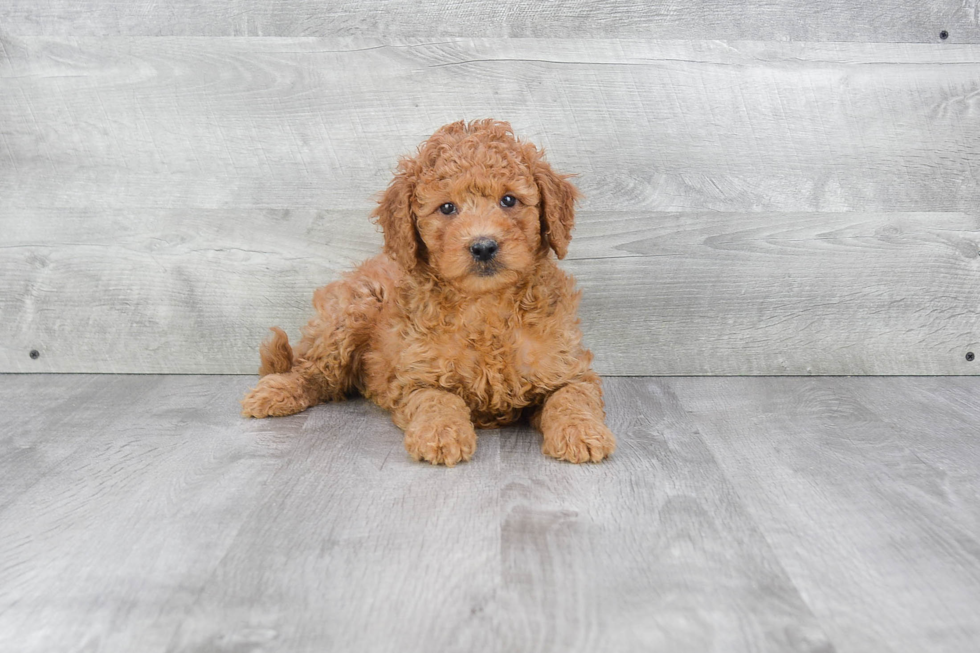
top-left (242, 119), bottom-right (615, 466)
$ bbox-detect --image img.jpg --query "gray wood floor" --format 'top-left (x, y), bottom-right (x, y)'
top-left (1, 375), bottom-right (978, 652)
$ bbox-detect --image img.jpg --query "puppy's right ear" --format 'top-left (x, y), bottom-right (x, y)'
top-left (371, 158), bottom-right (421, 272)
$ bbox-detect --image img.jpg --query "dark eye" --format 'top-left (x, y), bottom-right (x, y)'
top-left (500, 194), bottom-right (517, 208)
top-left (439, 202), bottom-right (456, 215)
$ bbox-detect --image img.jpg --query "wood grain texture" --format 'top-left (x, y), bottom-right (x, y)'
top-left (0, 374), bottom-right (835, 653)
top-left (2, 37), bottom-right (979, 374)
top-left (2, 209), bottom-right (977, 375)
top-left (1, 0), bottom-right (978, 42)
top-left (0, 208), bottom-right (380, 374)
top-left (2, 38), bottom-right (979, 213)
top-left (0, 375), bottom-right (312, 652)
top-left (166, 396), bottom-right (504, 653)
top-left (0, 374), bottom-right (160, 509)
top-left (490, 378), bottom-right (831, 652)
top-left (575, 210), bottom-right (980, 375)
top-left (670, 376), bottom-right (980, 653)
top-left (4, 374), bottom-right (980, 651)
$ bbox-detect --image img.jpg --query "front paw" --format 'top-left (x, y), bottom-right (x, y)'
top-left (542, 419), bottom-right (616, 463)
top-left (404, 418), bottom-right (477, 467)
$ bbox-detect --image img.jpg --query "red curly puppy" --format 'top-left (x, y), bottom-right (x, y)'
top-left (241, 119), bottom-right (615, 466)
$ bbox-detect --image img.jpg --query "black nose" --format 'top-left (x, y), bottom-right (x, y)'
top-left (469, 238), bottom-right (498, 262)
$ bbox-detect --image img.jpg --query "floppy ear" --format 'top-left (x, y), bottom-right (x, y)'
top-left (371, 159), bottom-right (421, 271)
top-left (531, 154), bottom-right (580, 260)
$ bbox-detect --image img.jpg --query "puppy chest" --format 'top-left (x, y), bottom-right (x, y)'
top-left (444, 327), bottom-right (574, 399)
top-left (375, 307), bottom-right (588, 417)
top-left (512, 329), bottom-right (555, 377)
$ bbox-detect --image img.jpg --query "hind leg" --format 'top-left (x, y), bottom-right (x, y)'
top-left (241, 326), bottom-right (319, 417)
top-left (241, 306), bottom-right (365, 419)
top-left (241, 258), bottom-right (391, 418)
top-left (241, 362), bottom-right (323, 418)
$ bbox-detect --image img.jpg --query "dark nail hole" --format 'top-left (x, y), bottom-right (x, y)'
top-left (29, 349), bottom-right (40, 360)
top-left (967, 351), bottom-right (975, 362)
top-left (940, 30), bottom-right (949, 40)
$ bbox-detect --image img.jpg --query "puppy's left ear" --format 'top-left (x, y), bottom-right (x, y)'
top-left (372, 158), bottom-right (422, 271)
top-left (529, 148), bottom-right (580, 260)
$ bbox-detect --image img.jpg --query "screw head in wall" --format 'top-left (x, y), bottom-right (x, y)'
top-left (29, 349), bottom-right (40, 360)
top-left (940, 30), bottom-right (949, 40)
top-left (967, 351), bottom-right (976, 362)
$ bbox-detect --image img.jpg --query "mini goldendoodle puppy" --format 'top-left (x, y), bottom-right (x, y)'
top-left (241, 119), bottom-right (615, 466)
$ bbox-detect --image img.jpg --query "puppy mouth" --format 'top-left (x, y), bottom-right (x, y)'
top-left (472, 260), bottom-right (503, 277)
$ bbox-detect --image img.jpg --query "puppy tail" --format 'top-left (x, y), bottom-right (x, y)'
top-left (258, 327), bottom-right (294, 377)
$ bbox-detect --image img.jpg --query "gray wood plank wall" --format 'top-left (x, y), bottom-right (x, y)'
top-left (1, 5), bottom-right (978, 374)
top-left (4, 0), bottom-right (980, 41)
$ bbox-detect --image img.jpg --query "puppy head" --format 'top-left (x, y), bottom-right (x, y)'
top-left (372, 119), bottom-right (579, 293)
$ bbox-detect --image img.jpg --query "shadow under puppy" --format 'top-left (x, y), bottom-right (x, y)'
top-left (242, 119), bottom-right (615, 466)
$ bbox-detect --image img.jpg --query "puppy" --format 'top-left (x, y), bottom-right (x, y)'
top-left (242, 119), bottom-right (615, 466)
